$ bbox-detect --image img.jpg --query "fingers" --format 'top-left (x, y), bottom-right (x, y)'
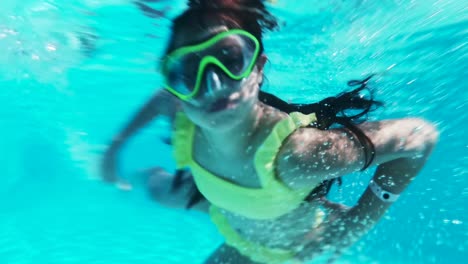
top-left (101, 159), bottom-right (117, 182)
top-left (320, 198), bottom-right (350, 212)
top-left (100, 147), bottom-right (120, 182)
top-left (304, 225), bottom-right (325, 241)
top-left (116, 180), bottom-right (133, 191)
top-left (294, 244), bottom-right (322, 261)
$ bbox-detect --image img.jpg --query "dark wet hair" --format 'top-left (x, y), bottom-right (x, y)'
top-left (259, 75), bottom-right (383, 200)
top-left (166, 1), bottom-right (383, 208)
top-left (165, 0), bottom-right (278, 54)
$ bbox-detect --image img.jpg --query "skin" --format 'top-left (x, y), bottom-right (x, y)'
top-left (101, 17), bottom-right (438, 264)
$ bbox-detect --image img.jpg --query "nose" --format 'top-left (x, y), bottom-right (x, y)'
top-left (201, 67), bottom-right (223, 97)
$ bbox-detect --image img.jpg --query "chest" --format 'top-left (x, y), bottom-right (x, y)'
top-left (191, 130), bottom-right (264, 188)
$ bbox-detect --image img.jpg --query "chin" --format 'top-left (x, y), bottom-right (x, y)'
top-left (190, 106), bottom-right (242, 130)
top-left (184, 100), bottom-right (252, 131)
top-left (182, 77), bottom-right (260, 130)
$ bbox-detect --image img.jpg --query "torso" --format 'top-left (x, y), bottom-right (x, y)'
top-left (189, 103), bottom-right (328, 250)
top-left (220, 200), bottom-right (327, 249)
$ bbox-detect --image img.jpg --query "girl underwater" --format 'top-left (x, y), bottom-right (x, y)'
top-left (101, 0), bottom-right (439, 263)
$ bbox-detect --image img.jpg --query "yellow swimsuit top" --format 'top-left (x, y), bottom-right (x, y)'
top-left (172, 111), bottom-right (317, 220)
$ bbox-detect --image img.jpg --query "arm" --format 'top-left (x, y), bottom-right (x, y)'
top-left (278, 118), bottom-right (438, 192)
top-left (320, 141), bottom-right (435, 245)
top-left (101, 89), bottom-right (179, 182)
top-left (297, 152), bottom-right (435, 262)
top-left (281, 118), bottom-right (438, 260)
top-left (331, 141), bottom-right (435, 245)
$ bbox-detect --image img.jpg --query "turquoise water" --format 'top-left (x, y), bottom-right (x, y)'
top-left (0, 0), bottom-right (466, 263)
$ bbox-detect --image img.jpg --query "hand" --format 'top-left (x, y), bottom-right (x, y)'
top-left (143, 167), bottom-right (195, 208)
top-left (295, 201), bottom-right (368, 263)
top-left (101, 144), bottom-right (120, 183)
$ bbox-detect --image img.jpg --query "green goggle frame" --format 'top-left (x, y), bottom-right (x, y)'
top-left (161, 29), bottom-right (260, 101)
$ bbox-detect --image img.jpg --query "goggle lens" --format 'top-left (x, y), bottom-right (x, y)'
top-left (162, 30), bottom-right (260, 100)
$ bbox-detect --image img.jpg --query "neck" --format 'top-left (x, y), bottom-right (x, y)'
top-left (199, 103), bottom-right (262, 157)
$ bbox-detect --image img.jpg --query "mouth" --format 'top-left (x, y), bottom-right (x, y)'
top-left (208, 97), bottom-right (238, 112)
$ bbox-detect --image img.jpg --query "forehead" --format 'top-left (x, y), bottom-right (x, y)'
top-left (171, 13), bottom-right (242, 49)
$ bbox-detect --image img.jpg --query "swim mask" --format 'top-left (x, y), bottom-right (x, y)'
top-left (161, 29), bottom-right (260, 101)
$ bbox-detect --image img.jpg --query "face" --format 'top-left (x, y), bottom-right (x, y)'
top-left (163, 21), bottom-right (266, 130)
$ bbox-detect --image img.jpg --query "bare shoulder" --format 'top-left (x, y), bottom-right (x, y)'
top-left (252, 102), bottom-right (289, 139)
top-left (276, 125), bottom-right (364, 189)
top-left (276, 117), bottom-right (438, 190)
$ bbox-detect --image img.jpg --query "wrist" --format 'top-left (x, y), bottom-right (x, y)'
top-left (109, 135), bottom-right (125, 149)
top-left (368, 179), bottom-right (400, 203)
top-left (352, 184), bottom-right (395, 223)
